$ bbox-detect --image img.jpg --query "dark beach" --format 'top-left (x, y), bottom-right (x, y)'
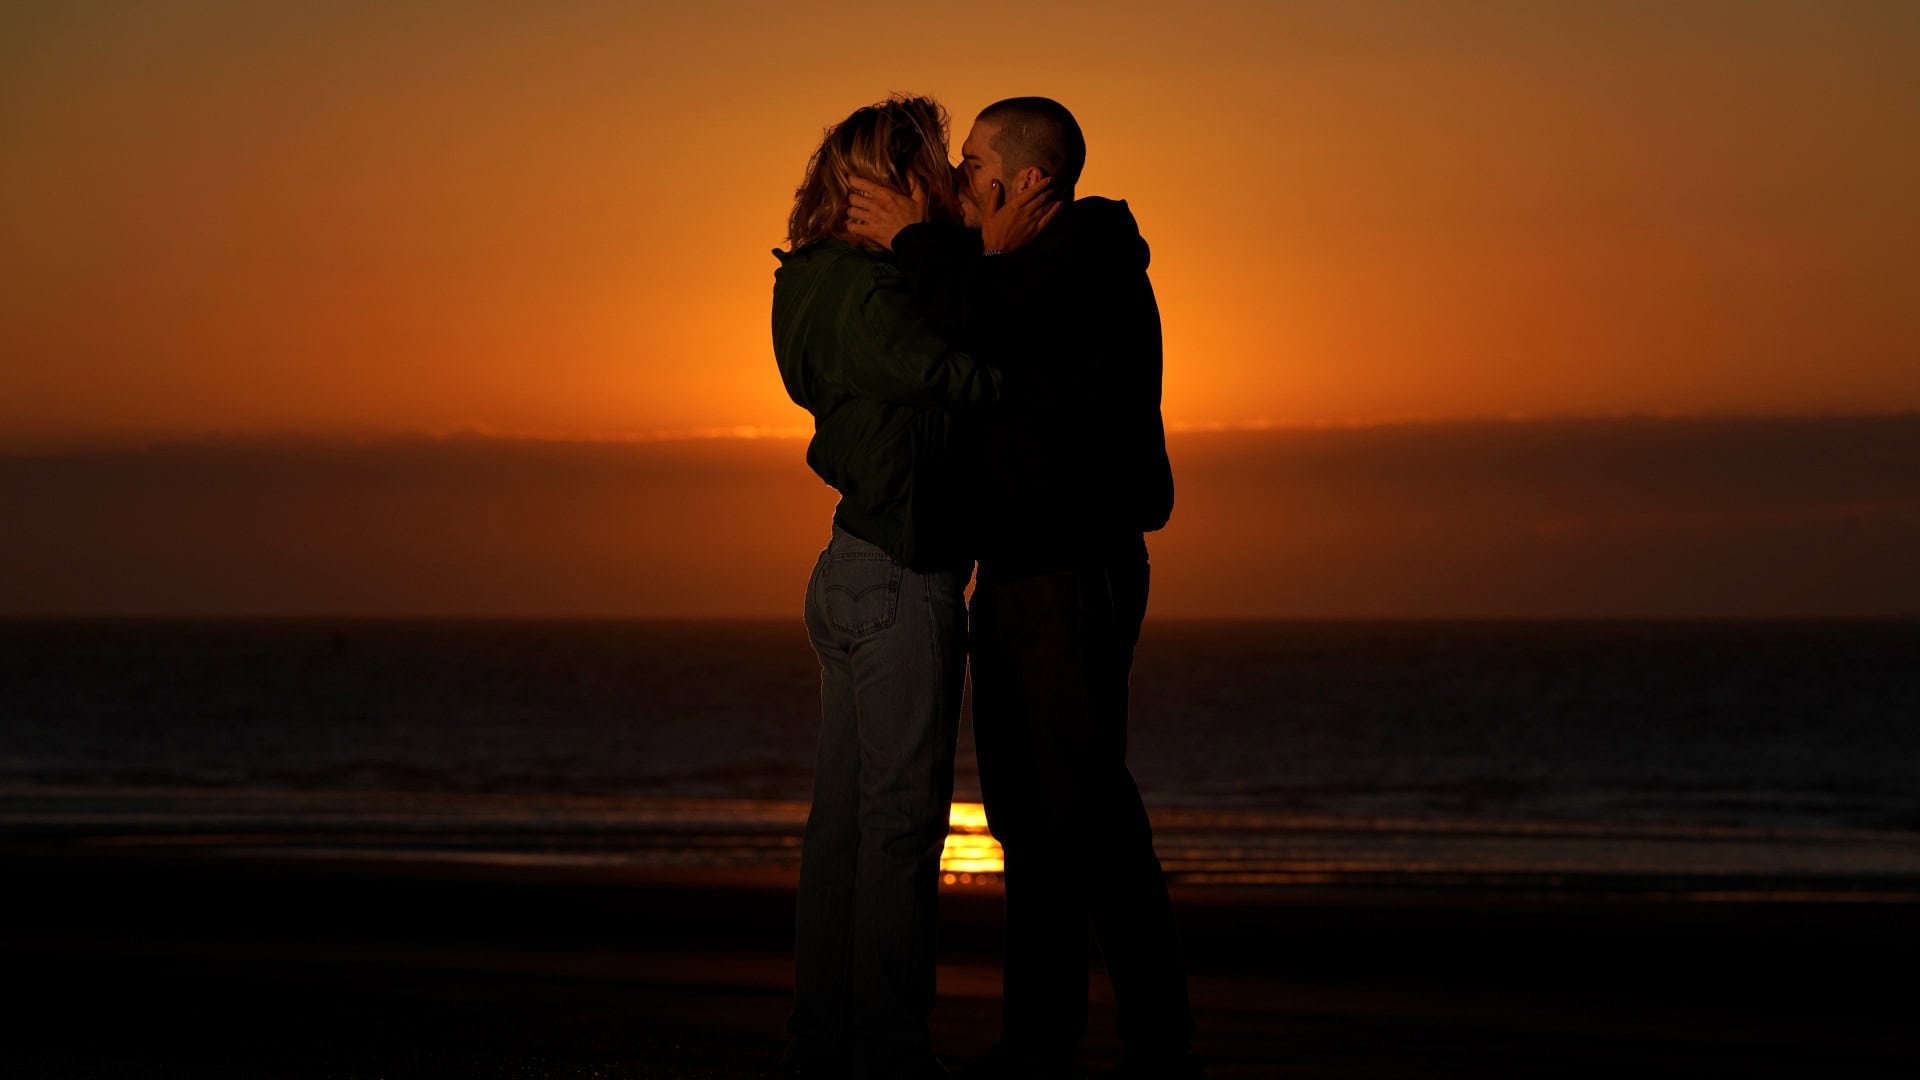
top-left (5, 618), bottom-right (1918, 1076)
top-left (5, 838), bottom-right (1917, 1080)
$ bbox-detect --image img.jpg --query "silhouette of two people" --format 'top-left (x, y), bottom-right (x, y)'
top-left (773, 94), bottom-right (1195, 1080)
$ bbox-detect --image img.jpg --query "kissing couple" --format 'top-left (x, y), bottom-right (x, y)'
top-left (771, 94), bottom-right (1197, 1080)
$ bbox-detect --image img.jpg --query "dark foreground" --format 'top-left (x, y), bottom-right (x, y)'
top-left (3, 849), bottom-right (1916, 1079)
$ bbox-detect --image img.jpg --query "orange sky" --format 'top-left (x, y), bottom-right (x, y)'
top-left (4, 1), bottom-right (1918, 449)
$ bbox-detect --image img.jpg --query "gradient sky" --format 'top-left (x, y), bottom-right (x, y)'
top-left (5, 3), bottom-right (1919, 617)
top-left (4, 0), bottom-right (1918, 448)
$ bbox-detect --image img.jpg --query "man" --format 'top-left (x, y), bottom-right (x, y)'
top-left (849, 97), bottom-right (1198, 1080)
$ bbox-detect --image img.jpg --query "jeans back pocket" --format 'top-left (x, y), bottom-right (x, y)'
top-left (823, 552), bottom-right (903, 637)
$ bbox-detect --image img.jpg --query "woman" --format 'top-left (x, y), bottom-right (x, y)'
top-left (770, 95), bottom-right (1050, 1080)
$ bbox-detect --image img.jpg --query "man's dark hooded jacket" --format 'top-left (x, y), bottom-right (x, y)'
top-left (892, 196), bottom-right (1174, 582)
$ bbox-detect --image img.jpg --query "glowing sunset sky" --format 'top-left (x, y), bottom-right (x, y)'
top-left (4, 1), bottom-right (1917, 448)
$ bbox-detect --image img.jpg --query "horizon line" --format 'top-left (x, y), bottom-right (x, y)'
top-left (2, 612), bottom-right (1915, 623)
top-left (6, 408), bottom-right (1920, 455)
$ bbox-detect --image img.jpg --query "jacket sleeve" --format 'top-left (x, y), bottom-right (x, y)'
top-left (838, 260), bottom-right (1004, 409)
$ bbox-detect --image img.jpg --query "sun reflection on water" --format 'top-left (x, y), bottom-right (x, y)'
top-left (941, 801), bottom-right (1002, 884)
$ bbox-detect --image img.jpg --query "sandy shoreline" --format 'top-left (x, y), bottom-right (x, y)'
top-left (3, 844), bottom-right (1917, 1078)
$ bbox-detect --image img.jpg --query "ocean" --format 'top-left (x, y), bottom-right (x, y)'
top-left (3, 618), bottom-right (1917, 897)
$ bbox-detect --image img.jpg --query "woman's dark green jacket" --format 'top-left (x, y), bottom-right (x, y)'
top-left (771, 237), bottom-right (1000, 571)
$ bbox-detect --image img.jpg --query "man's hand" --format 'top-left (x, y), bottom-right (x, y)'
top-left (980, 176), bottom-right (1060, 253)
top-left (846, 175), bottom-right (926, 250)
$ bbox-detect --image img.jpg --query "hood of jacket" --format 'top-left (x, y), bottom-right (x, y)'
top-left (1030, 195), bottom-right (1150, 273)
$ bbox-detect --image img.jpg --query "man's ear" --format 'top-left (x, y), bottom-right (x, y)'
top-left (1015, 166), bottom-right (1048, 193)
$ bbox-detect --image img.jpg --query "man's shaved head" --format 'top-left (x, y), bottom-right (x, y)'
top-left (976, 96), bottom-right (1085, 192)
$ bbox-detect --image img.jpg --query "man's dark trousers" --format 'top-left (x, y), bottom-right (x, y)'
top-left (969, 557), bottom-right (1195, 1063)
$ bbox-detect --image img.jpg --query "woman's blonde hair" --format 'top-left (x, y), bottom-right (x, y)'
top-left (786, 94), bottom-right (957, 250)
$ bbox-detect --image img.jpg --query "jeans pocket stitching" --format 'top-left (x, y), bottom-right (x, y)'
top-left (823, 558), bottom-right (902, 637)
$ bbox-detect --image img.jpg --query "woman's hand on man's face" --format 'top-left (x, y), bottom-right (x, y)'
top-left (846, 175), bottom-right (926, 250)
top-left (979, 176), bottom-right (1059, 254)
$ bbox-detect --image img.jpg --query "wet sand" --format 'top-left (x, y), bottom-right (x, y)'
top-left (3, 847), bottom-right (1917, 1079)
